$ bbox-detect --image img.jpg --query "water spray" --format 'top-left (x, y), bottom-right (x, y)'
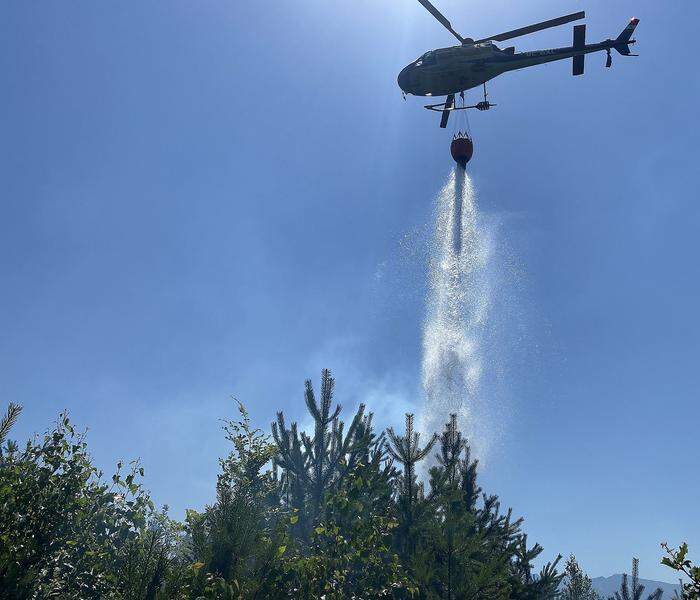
top-left (420, 168), bottom-right (494, 458)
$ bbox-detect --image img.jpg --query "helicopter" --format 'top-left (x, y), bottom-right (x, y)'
top-left (398, 0), bottom-right (639, 128)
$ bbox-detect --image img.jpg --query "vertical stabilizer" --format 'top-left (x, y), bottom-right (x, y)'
top-left (614, 17), bottom-right (639, 55)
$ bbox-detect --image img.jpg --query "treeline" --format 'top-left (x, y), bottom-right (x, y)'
top-left (0, 370), bottom-right (697, 599)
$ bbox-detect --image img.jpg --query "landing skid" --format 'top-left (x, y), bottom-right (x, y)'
top-left (425, 85), bottom-right (495, 128)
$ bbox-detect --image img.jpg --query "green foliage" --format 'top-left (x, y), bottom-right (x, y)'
top-left (1, 372), bottom-right (568, 599)
top-left (560, 554), bottom-right (602, 600)
top-left (0, 402), bottom-right (22, 449)
top-left (607, 557), bottom-right (663, 600)
top-left (181, 401), bottom-right (282, 598)
top-left (272, 369), bottom-right (372, 539)
top-left (0, 410), bottom-right (153, 598)
top-left (387, 413), bottom-right (437, 561)
top-left (279, 459), bottom-right (416, 598)
top-left (662, 543), bottom-right (700, 600)
top-left (420, 413), bottom-right (526, 599)
top-left (117, 507), bottom-right (187, 599)
top-left (389, 413), bottom-right (563, 600)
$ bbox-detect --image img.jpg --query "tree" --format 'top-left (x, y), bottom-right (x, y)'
top-left (608, 557), bottom-right (663, 600)
top-left (1, 371), bottom-right (566, 599)
top-left (115, 507), bottom-right (185, 599)
top-left (269, 371), bottom-right (415, 597)
top-left (389, 413), bottom-right (563, 600)
top-left (0, 411), bottom-right (152, 599)
top-left (662, 543), bottom-right (700, 600)
top-left (272, 369), bottom-right (371, 536)
top-left (508, 533), bottom-right (563, 599)
top-left (419, 414), bottom-right (503, 600)
top-left (0, 402), bottom-right (22, 458)
top-left (560, 554), bottom-right (602, 600)
top-left (279, 442), bottom-right (416, 598)
top-left (183, 401), bottom-right (282, 599)
top-left (386, 412), bottom-right (437, 561)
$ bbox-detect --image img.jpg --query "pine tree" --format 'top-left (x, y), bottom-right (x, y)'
top-left (2, 371), bottom-right (571, 599)
top-left (272, 369), bottom-right (372, 534)
top-left (507, 533), bottom-right (563, 599)
top-left (561, 554), bottom-right (602, 600)
top-left (401, 413), bottom-right (563, 600)
top-left (386, 413), bottom-right (437, 559)
top-left (0, 402), bottom-right (22, 454)
top-left (422, 414), bottom-right (484, 599)
top-left (279, 421), bottom-right (414, 598)
top-left (434, 414), bottom-right (465, 485)
top-left (609, 558), bottom-right (663, 600)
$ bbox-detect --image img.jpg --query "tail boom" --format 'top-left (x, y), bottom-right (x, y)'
top-left (502, 17), bottom-right (640, 73)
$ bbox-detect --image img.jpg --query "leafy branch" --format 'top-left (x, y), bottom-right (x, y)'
top-left (662, 543), bottom-right (700, 600)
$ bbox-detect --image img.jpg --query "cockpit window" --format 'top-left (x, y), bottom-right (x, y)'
top-left (415, 50), bottom-right (437, 66)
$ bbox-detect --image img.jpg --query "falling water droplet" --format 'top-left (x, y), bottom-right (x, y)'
top-left (420, 168), bottom-right (495, 458)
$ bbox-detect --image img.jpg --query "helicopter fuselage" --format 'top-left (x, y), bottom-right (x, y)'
top-left (398, 38), bottom-right (622, 97)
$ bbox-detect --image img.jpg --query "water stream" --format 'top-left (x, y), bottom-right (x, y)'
top-left (420, 167), bottom-right (495, 455)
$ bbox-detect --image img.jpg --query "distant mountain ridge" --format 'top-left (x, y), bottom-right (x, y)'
top-left (591, 574), bottom-right (681, 597)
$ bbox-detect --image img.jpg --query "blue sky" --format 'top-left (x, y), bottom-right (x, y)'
top-left (2, 0), bottom-right (698, 581)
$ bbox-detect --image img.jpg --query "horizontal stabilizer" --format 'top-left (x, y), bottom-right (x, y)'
top-left (572, 24), bottom-right (585, 75)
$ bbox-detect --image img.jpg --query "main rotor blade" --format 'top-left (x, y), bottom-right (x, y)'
top-left (473, 11), bottom-right (585, 43)
top-left (416, 0), bottom-right (464, 43)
